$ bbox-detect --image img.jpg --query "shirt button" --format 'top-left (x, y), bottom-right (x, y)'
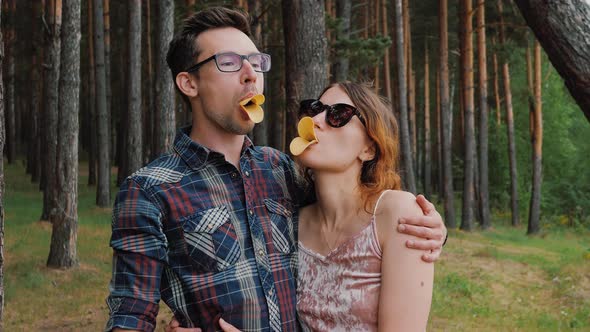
top-left (258, 249), bottom-right (265, 256)
top-left (249, 209), bottom-right (254, 216)
top-left (244, 171), bottom-right (250, 177)
top-left (268, 289), bottom-right (273, 296)
top-left (231, 172), bottom-right (237, 179)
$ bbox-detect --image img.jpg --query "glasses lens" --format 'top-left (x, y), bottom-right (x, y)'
top-left (327, 104), bottom-right (356, 128)
top-left (248, 53), bottom-right (271, 72)
top-left (216, 53), bottom-right (242, 72)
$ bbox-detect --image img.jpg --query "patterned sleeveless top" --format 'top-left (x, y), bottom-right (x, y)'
top-left (296, 191), bottom-right (391, 331)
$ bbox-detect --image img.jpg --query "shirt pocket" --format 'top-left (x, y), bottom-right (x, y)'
top-left (180, 206), bottom-right (241, 272)
top-left (264, 198), bottom-right (295, 254)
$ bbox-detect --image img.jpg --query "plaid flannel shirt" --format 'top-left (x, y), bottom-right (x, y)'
top-left (106, 127), bottom-right (305, 332)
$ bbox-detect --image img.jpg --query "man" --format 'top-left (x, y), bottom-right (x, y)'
top-left (106, 7), bottom-right (447, 332)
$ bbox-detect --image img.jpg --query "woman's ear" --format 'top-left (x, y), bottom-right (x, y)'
top-left (359, 142), bottom-right (376, 163)
top-left (175, 72), bottom-right (198, 98)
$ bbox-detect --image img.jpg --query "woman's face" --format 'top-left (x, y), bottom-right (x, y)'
top-left (297, 86), bottom-right (374, 174)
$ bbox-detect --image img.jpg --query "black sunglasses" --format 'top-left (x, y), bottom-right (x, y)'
top-left (298, 99), bottom-right (365, 128)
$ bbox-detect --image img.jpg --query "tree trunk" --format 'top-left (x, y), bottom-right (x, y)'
top-left (382, 0), bottom-right (392, 101)
top-left (528, 41), bottom-right (543, 235)
top-left (186, 0), bottom-right (195, 15)
top-left (0, 0), bottom-right (6, 322)
top-left (267, 12), bottom-right (284, 150)
top-left (460, 0), bottom-right (475, 232)
top-left (423, 43), bottom-right (431, 199)
top-left (403, 0), bottom-right (416, 173)
top-left (492, 37), bottom-right (501, 125)
top-left (283, 0), bottom-right (328, 142)
top-left (94, 0), bottom-right (110, 207)
top-left (440, 0), bottom-right (455, 228)
top-left (436, 68), bottom-right (443, 202)
top-left (249, 0), bottom-right (268, 146)
top-left (154, 0), bottom-right (175, 156)
top-left (41, 0), bottom-right (63, 222)
top-left (394, 0), bottom-right (416, 193)
top-left (87, 0), bottom-right (97, 186)
top-left (333, 0), bottom-right (351, 82)
top-left (127, 0), bottom-right (143, 175)
top-left (515, 0), bottom-right (590, 121)
top-left (47, 0), bottom-right (81, 269)
top-left (28, 0), bottom-right (43, 183)
top-left (498, 0), bottom-right (519, 226)
top-left (104, 0), bottom-right (113, 163)
top-left (373, 0), bottom-right (380, 91)
top-left (477, 0), bottom-right (491, 229)
top-left (4, 0), bottom-right (15, 165)
top-left (144, 0), bottom-right (154, 163)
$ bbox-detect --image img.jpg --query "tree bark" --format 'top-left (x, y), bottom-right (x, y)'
top-left (154, 0), bottom-right (175, 156)
top-left (28, 0), bottom-right (43, 183)
top-left (498, 0), bottom-right (519, 226)
top-left (104, 0), bottom-right (113, 163)
top-left (440, 0), bottom-right (455, 227)
top-left (436, 67), bottom-right (443, 202)
top-left (0, 0), bottom-right (6, 322)
top-left (492, 37), bottom-right (501, 126)
top-left (423, 43), bottom-right (431, 199)
top-left (87, 0), bottom-right (97, 186)
top-left (127, 0), bottom-right (143, 175)
top-left (460, 0), bottom-right (475, 232)
top-left (41, 0), bottom-right (63, 222)
top-left (333, 0), bottom-right (351, 82)
top-left (528, 41), bottom-right (543, 235)
top-left (47, 0), bottom-right (81, 269)
top-left (394, 0), bottom-right (416, 193)
top-left (283, 0), bottom-right (328, 142)
top-left (477, 0), bottom-right (491, 229)
top-left (249, 0), bottom-right (269, 146)
top-left (144, 0), bottom-right (154, 163)
top-left (94, 0), bottom-right (110, 207)
top-left (4, 0), bottom-right (15, 165)
top-left (515, 0), bottom-right (590, 121)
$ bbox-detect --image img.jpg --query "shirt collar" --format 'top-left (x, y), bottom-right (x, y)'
top-left (173, 126), bottom-right (258, 169)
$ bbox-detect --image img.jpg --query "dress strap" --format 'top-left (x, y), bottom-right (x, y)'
top-left (373, 189), bottom-right (394, 216)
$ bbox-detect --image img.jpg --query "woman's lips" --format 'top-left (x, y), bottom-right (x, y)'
top-left (289, 117), bottom-right (319, 156)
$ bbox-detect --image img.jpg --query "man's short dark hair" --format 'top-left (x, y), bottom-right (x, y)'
top-left (166, 7), bottom-right (252, 108)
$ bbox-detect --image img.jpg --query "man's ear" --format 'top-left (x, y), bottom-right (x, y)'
top-left (175, 72), bottom-right (199, 98)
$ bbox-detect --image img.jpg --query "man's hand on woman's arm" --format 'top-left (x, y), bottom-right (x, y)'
top-left (397, 194), bottom-right (448, 263)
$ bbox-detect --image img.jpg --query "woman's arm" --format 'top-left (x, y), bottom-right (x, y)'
top-left (376, 191), bottom-right (434, 332)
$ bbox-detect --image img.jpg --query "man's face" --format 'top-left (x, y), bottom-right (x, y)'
top-left (192, 27), bottom-right (265, 135)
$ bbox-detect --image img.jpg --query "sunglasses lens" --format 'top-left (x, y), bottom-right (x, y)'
top-left (327, 105), bottom-right (356, 128)
top-left (298, 100), bottom-right (321, 118)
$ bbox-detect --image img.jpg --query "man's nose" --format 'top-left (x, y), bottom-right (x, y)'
top-left (240, 59), bottom-right (257, 84)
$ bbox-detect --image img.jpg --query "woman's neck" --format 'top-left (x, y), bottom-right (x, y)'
top-left (312, 169), bottom-right (364, 230)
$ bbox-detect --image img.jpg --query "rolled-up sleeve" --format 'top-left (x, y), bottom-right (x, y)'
top-left (105, 178), bottom-right (168, 332)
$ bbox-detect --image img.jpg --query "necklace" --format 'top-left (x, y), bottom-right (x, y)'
top-left (320, 224), bottom-right (343, 252)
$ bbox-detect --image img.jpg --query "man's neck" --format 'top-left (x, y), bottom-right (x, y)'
top-left (190, 124), bottom-right (245, 168)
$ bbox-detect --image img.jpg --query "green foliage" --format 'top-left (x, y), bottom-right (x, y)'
top-left (326, 14), bottom-right (392, 79)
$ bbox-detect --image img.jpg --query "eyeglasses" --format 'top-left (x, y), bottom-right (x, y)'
top-left (298, 99), bottom-right (366, 128)
top-left (185, 52), bottom-right (271, 73)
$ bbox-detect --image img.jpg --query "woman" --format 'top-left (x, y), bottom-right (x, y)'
top-left (293, 82), bottom-right (433, 331)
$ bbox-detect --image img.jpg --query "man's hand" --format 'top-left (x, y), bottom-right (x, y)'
top-left (219, 318), bottom-right (241, 331)
top-left (165, 318), bottom-right (201, 332)
top-left (398, 194), bottom-right (447, 263)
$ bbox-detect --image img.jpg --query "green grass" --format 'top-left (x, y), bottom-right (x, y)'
top-left (3, 162), bottom-right (590, 331)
